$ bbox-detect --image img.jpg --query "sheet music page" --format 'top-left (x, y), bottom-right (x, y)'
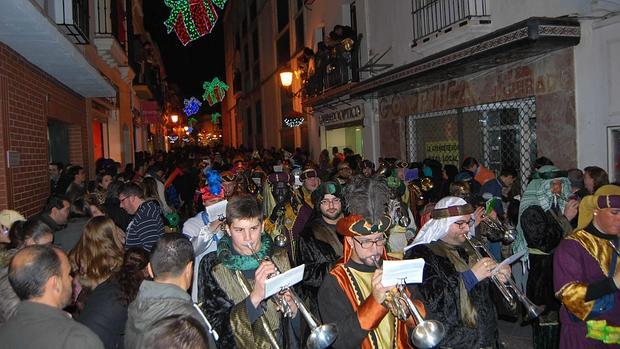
top-left (264, 264), bottom-right (305, 298)
top-left (381, 259), bottom-right (425, 287)
top-left (206, 200), bottom-right (227, 221)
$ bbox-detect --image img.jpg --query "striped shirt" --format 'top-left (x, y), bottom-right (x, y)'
top-left (125, 200), bottom-right (164, 252)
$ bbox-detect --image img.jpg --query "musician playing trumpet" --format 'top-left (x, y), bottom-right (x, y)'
top-left (318, 176), bottom-right (426, 349)
top-left (197, 194), bottom-right (300, 349)
top-left (405, 196), bottom-right (511, 349)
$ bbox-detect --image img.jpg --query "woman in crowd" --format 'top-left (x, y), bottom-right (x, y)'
top-left (584, 166), bottom-right (610, 195)
top-left (68, 216), bottom-right (125, 315)
top-left (78, 247), bottom-right (150, 349)
top-left (94, 172), bottom-right (114, 204)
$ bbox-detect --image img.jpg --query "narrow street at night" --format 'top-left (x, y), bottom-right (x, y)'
top-left (0, 0), bottom-right (619, 348)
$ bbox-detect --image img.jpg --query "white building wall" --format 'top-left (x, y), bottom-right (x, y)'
top-left (355, 0), bottom-right (618, 170)
top-left (574, 17), bottom-right (620, 171)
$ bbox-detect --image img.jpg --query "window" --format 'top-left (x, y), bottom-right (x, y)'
top-left (406, 97), bottom-right (536, 193)
top-left (246, 107), bottom-right (253, 137)
top-left (277, 0), bottom-right (289, 32)
top-left (277, 31), bottom-right (290, 66)
top-left (295, 13), bottom-right (304, 53)
top-left (255, 101), bottom-right (262, 134)
top-left (252, 30), bottom-right (259, 62)
top-left (249, 0), bottom-right (257, 22)
top-left (243, 43), bottom-right (249, 72)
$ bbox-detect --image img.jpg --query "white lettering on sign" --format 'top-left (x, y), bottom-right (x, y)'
top-left (318, 105), bottom-right (363, 125)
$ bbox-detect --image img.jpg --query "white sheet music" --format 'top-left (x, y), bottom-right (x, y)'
top-left (492, 249), bottom-right (526, 274)
top-left (264, 264), bottom-right (305, 298)
top-left (381, 259), bottom-right (425, 287)
top-left (206, 200), bottom-right (227, 222)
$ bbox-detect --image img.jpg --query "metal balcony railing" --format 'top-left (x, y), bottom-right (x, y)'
top-left (302, 34), bottom-right (361, 97)
top-left (95, 0), bottom-right (126, 47)
top-left (134, 62), bottom-right (162, 101)
top-left (411, 0), bottom-right (490, 45)
top-left (50, 0), bottom-right (90, 44)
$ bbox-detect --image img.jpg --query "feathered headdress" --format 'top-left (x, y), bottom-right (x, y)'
top-left (336, 176), bottom-right (392, 262)
top-left (201, 169), bottom-right (224, 202)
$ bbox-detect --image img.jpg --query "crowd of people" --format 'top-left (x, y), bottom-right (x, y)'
top-left (0, 144), bottom-right (618, 349)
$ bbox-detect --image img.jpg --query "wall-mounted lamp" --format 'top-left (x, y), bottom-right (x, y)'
top-left (280, 71), bottom-right (293, 87)
top-left (279, 70), bottom-right (302, 97)
top-left (171, 114), bottom-right (179, 123)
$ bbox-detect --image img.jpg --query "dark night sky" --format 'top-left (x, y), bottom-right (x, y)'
top-left (142, 1), bottom-right (226, 114)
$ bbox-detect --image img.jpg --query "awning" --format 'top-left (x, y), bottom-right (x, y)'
top-left (0, 0), bottom-right (116, 97)
top-left (304, 17), bottom-right (580, 107)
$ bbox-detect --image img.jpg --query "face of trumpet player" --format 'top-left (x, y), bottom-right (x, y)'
top-left (226, 216), bottom-right (265, 256)
top-left (441, 214), bottom-right (475, 246)
top-left (346, 232), bottom-right (386, 267)
top-left (593, 207), bottom-right (620, 236)
top-left (442, 213), bottom-right (512, 283)
top-left (346, 232), bottom-right (395, 305)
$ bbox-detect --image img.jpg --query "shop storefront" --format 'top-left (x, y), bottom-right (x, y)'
top-left (345, 18), bottom-right (581, 189)
top-left (318, 104), bottom-right (365, 155)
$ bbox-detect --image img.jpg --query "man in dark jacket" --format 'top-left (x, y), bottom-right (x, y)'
top-left (119, 182), bottom-right (164, 252)
top-left (38, 195), bottom-right (71, 232)
top-left (0, 245), bottom-right (103, 348)
top-left (296, 181), bottom-right (344, 314)
top-left (125, 234), bottom-right (216, 349)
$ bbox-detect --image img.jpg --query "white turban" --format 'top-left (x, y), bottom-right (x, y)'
top-left (405, 196), bottom-right (473, 251)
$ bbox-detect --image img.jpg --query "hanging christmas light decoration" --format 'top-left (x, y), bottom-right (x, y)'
top-left (284, 117), bottom-right (304, 128)
top-left (164, 0), bottom-right (228, 46)
top-left (183, 97), bottom-right (202, 116)
top-left (202, 78), bottom-right (229, 106)
top-left (211, 112), bottom-right (221, 124)
top-left (188, 117), bottom-right (198, 127)
top-left (283, 111), bottom-right (305, 128)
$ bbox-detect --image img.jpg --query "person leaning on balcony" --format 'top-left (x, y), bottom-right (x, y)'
top-left (462, 157), bottom-right (495, 187)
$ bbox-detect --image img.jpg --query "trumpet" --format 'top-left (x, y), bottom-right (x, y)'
top-left (480, 214), bottom-right (517, 244)
top-left (245, 242), bottom-right (338, 349)
top-left (463, 235), bottom-right (545, 321)
top-left (272, 207), bottom-right (289, 248)
top-left (371, 256), bottom-right (445, 349)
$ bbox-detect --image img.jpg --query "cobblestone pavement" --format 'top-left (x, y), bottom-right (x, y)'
top-left (498, 319), bottom-right (533, 349)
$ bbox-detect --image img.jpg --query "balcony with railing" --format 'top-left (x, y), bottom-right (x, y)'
top-left (93, 0), bottom-right (128, 68)
top-left (48, 0), bottom-right (90, 44)
top-left (411, 0), bottom-right (490, 47)
top-left (133, 62), bottom-right (162, 101)
top-left (300, 28), bottom-right (361, 101)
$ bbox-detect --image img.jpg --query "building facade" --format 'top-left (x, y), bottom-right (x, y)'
top-left (221, 0), bottom-right (311, 152)
top-left (0, 0), bottom-right (166, 215)
top-left (300, 0), bottom-right (619, 186)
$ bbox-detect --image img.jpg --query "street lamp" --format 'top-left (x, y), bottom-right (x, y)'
top-left (171, 114), bottom-right (179, 123)
top-left (279, 71), bottom-right (293, 87)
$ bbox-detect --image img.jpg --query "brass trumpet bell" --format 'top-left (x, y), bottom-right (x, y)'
top-left (420, 177), bottom-right (433, 192)
top-left (371, 257), bottom-right (446, 348)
